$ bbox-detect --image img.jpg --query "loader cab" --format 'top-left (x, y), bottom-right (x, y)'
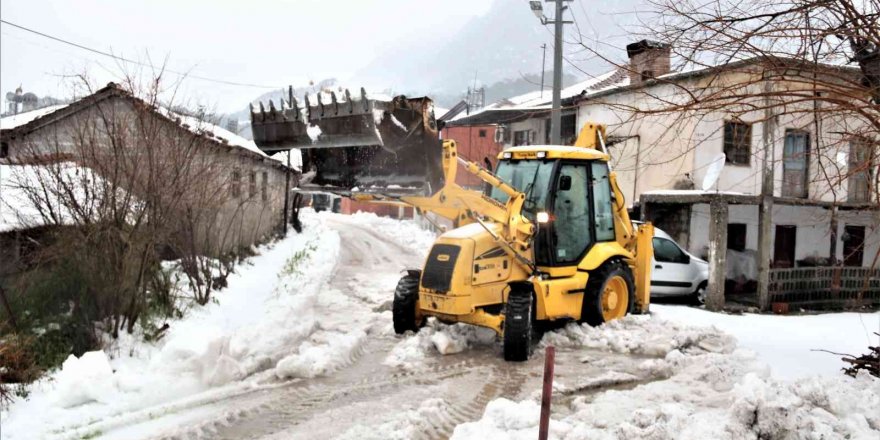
top-left (488, 147), bottom-right (617, 267)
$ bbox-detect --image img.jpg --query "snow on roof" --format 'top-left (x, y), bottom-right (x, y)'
top-left (0, 162), bottom-right (103, 232)
top-left (270, 149), bottom-right (303, 171)
top-left (493, 69), bottom-right (629, 110)
top-left (0, 104), bottom-right (69, 130)
top-left (165, 110), bottom-right (269, 159)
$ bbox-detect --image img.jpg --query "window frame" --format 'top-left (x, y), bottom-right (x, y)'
top-left (231, 168), bottom-right (242, 198)
top-left (848, 139), bottom-right (875, 203)
top-left (261, 171), bottom-right (269, 201)
top-left (652, 237), bottom-right (689, 264)
top-left (782, 129), bottom-right (810, 198)
top-left (248, 171), bottom-right (257, 198)
top-left (723, 120), bottom-right (752, 166)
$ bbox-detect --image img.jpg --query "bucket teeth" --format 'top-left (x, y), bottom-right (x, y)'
top-left (330, 91), bottom-right (339, 115)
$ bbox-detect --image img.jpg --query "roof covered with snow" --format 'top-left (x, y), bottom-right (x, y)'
top-left (1, 83), bottom-right (287, 168)
top-left (0, 104), bottom-right (70, 131)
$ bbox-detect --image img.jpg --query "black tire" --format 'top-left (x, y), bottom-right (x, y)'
top-left (393, 270), bottom-right (423, 334)
top-left (581, 259), bottom-right (635, 327)
top-left (691, 282), bottom-right (707, 306)
top-left (503, 283), bottom-right (536, 362)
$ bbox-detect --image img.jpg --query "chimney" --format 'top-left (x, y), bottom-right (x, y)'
top-left (626, 40), bottom-right (671, 85)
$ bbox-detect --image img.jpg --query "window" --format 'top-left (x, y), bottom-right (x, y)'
top-left (0, 142), bottom-right (8, 159)
top-left (773, 225), bottom-right (797, 268)
top-left (249, 172), bottom-right (257, 198)
top-left (513, 130), bottom-right (532, 146)
top-left (489, 159), bottom-right (554, 220)
top-left (261, 171), bottom-right (269, 201)
top-left (552, 163), bottom-right (592, 264)
top-left (591, 162), bottom-right (616, 241)
top-left (843, 225), bottom-right (865, 266)
top-left (727, 223), bottom-right (747, 251)
top-left (478, 129), bottom-right (487, 138)
top-left (782, 130), bottom-right (809, 198)
top-left (653, 238), bottom-right (689, 264)
top-left (640, 70), bottom-right (654, 81)
top-left (723, 121), bottom-right (751, 165)
top-left (544, 115), bottom-right (577, 144)
top-left (231, 168), bottom-right (242, 198)
top-left (849, 140), bottom-right (875, 203)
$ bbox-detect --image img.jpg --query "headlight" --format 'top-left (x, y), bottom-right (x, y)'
top-left (536, 212), bottom-right (550, 223)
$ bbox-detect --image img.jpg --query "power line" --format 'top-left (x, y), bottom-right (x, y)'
top-left (0, 19), bottom-right (283, 89)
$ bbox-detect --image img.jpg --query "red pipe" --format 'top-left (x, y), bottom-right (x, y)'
top-left (538, 345), bottom-right (555, 440)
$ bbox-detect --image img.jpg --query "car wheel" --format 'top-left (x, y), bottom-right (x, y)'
top-left (691, 283), bottom-right (707, 306)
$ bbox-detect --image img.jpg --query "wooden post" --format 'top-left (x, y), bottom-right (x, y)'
top-left (756, 196), bottom-right (774, 311)
top-left (756, 80), bottom-right (777, 311)
top-left (538, 346), bottom-right (556, 440)
top-left (706, 198), bottom-right (728, 311)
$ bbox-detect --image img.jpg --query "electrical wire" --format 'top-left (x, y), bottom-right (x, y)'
top-left (0, 19), bottom-right (283, 89)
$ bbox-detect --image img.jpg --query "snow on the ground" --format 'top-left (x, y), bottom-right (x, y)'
top-left (452, 311), bottom-right (880, 440)
top-left (344, 211), bottom-right (437, 258)
top-left (652, 304), bottom-right (880, 379)
top-left (384, 320), bottom-right (497, 369)
top-left (0, 212), bottom-right (348, 438)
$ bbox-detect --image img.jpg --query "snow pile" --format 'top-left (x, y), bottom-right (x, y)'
top-left (51, 352), bottom-right (117, 408)
top-left (340, 211), bottom-right (437, 258)
top-left (1, 212), bottom-right (343, 439)
top-left (653, 305), bottom-right (880, 379)
top-left (452, 314), bottom-right (880, 440)
top-left (275, 328), bottom-right (367, 379)
top-left (384, 320), bottom-right (496, 369)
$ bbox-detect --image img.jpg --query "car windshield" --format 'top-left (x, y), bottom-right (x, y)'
top-left (488, 159), bottom-right (554, 221)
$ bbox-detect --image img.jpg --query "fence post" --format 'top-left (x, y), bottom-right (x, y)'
top-left (539, 346), bottom-right (556, 440)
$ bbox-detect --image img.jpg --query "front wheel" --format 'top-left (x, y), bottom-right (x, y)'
top-left (691, 282), bottom-right (707, 306)
top-left (581, 259), bottom-right (635, 327)
top-left (393, 270), bottom-right (424, 334)
top-left (503, 283), bottom-right (536, 362)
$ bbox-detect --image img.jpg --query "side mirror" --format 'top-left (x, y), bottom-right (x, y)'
top-left (682, 254), bottom-right (691, 264)
top-left (559, 175), bottom-right (572, 191)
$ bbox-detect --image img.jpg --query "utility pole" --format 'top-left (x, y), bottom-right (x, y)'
top-left (540, 43), bottom-right (547, 99)
top-left (530, 1), bottom-right (573, 145)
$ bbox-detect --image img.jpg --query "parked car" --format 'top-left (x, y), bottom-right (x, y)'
top-left (649, 227), bottom-right (709, 304)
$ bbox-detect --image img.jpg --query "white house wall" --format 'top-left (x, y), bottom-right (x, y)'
top-left (575, 72), bottom-right (868, 204)
top-left (688, 203), bottom-right (879, 267)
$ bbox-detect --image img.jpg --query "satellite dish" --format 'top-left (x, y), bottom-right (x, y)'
top-left (701, 153), bottom-right (726, 191)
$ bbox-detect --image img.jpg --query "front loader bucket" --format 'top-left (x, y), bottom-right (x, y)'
top-left (250, 87), bottom-right (443, 195)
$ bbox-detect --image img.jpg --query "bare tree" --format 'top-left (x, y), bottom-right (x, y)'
top-left (3, 73), bottom-right (251, 336)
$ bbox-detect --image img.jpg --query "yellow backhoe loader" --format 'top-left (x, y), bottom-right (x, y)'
top-left (250, 89), bottom-right (653, 361)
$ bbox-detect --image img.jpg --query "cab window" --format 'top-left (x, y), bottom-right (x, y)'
top-left (552, 163), bottom-right (592, 264)
top-left (591, 162), bottom-right (616, 241)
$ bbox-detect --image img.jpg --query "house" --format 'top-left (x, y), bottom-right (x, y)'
top-left (452, 40), bottom-right (880, 310)
top-left (0, 83), bottom-right (293, 274)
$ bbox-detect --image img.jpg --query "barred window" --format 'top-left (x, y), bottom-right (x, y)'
top-left (261, 172), bottom-right (269, 201)
top-left (723, 121), bottom-right (751, 165)
top-left (231, 168), bottom-right (241, 198)
top-left (249, 171), bottom-right (257, 198)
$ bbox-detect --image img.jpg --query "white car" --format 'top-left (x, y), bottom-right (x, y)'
top-left (649, 227), bottom-right (709, 304)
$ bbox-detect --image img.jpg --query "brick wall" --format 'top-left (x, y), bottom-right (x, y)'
top-left (441, 125), bottom-right (505, 189)
top-left (627, 40), bottom-right (671, 85)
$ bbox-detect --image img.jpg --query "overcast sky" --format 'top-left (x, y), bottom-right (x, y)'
top-left (0, 0), bottom-right (496, 113)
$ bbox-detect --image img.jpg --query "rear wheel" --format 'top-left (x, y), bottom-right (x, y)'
top-left (581, 259), bottom-right (635, 327)
top-left (393, 270), bottom-right (424, 334)
top-left (503, 283), bottom-right (536, 362)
